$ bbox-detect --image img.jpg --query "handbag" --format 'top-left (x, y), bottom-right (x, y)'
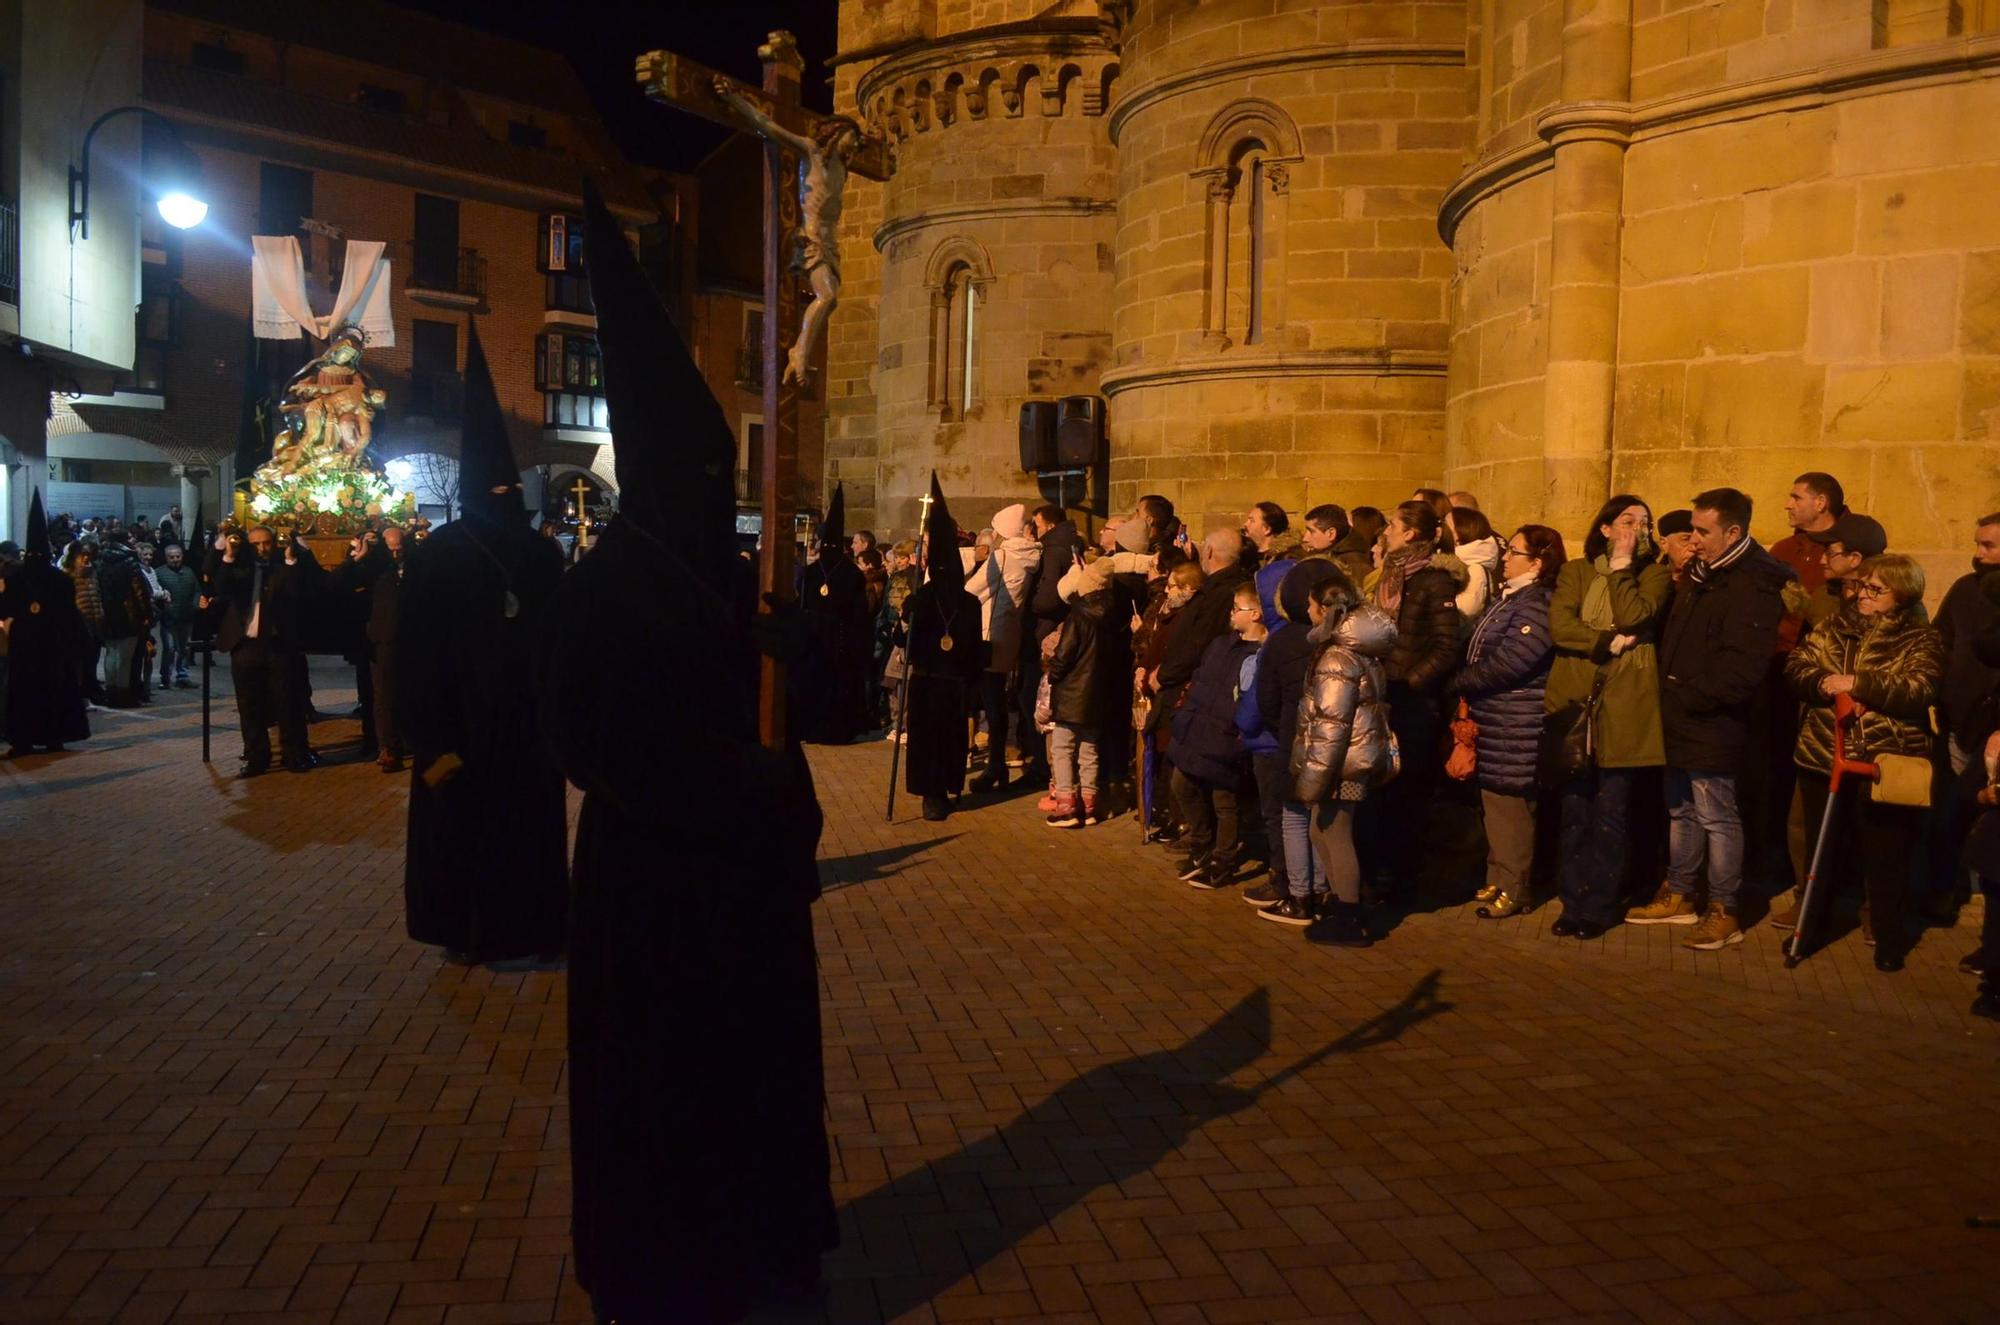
top-left (1540, 668), bottom-right (1608, 783)
top-left (881, 645), bottom-right (909, 684)
top-left (1870, 752), bottom-right (1932, 807)
top-left (1444, 697), bottom-right (1478, 781)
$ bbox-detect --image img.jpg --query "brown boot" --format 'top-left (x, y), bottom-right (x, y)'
top-left (1628, 889), bottom-right (1699, 926)
top-left (1682, 904), bottom-right (1744, 950)
top-left (1769, 896), bottom-right (1802, 931)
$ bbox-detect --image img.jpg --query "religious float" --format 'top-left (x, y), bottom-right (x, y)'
top-left (228, 325), bottom-right (417, 558)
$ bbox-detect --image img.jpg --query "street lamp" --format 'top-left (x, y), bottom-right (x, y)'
top-left (68, 106), bottom-right (209, 240)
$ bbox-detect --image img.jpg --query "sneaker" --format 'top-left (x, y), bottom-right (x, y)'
top-left (1259, 894), bottom-right (1318, 926)
top-left (1079, 793), bottom-right (1100, 825)
top-left (1304, 902), bottom-right (1373, 947)
top-left (1628, 891), bottom-right (1700, 926)
top-left (1036, 789), bottom-right (1060, 813)
top-left (1174, 853), bottom-right (1210, 881)
top-left (1188, 852), bottom-right (1241, 891)
top-left (1859, 905), bottom-right (1876, 948)
top-left (1768, 898), bottom-right (1801, 932)
top-left (1682, 904), bottom-right (1744, 950)
top-left (1045, 795), bottom-right (1081, 829)
top-left (1960, 947), bottom-right (1987, 976)
top-left (1241, 881), bottom-right (1284, 909)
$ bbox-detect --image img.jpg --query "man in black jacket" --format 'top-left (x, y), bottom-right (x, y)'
top-left (1651, 487), bottom-right (1792, 949)
top-left (1154, 528), bottom-right (1252, 699)
top-left (1934, 514), bottom-right (2000, 966)
top-left (205, 525), bottom-right (319, 775)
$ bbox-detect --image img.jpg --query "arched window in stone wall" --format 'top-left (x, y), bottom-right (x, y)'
top-left (1193, 99), bottom-right (1302, 349)
top-left (924, 237), bottom-right (994, 421)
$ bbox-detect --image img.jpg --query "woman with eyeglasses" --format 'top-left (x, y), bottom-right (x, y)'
top-left (1446, 526), bottom-right (1566, 919)
top-left (1784, 553), bottom-right (1942, 971)
top-left (1551, 496), bottom-right (1676, 937)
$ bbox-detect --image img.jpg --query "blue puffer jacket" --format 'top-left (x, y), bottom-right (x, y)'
top-left (1171, 633), bottom-right (1258, 786)
top-left (1446, 581), bottom-right (1555, 797)
top-left (1233, 647), bottom-right (1281, 760)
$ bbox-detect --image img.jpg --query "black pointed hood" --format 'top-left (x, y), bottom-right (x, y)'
top-left (583, 178), bottom-right (737, 586)
top-left (924, 473), bottom-right (965, 588)
top-left (24, 489), bottom-right (50, 561)
top-left (819, 484), bottom-right (846, 553)
top-left (457, 321), bottom-right (525, 522)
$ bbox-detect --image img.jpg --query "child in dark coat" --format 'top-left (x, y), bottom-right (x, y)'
top-left (1169, 583), bottom-right (1265, 889)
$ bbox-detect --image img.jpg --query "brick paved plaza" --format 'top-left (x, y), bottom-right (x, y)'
top-left (5, 660), bottom-right (2000, 1324)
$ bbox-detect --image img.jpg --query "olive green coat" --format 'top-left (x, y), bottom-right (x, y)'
top-left (1545, 556), bottom-right (1675, 769)
top-left (1784, 605), bottom-right (1940, 775)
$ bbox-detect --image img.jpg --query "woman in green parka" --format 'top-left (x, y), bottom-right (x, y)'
top-left (1546, 496), bottom-right (1676, 934)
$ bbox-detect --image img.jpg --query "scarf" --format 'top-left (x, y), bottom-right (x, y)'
top-left (1687, 533), bottom-right (1751, 587)
top-left (1375, 540), bottom-right (1435, 617)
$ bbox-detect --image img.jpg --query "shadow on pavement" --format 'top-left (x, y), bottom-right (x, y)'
top-left (830, 970), bottom-right (1453, 1324)
top-left (817, 836), bottom-right (956, 893)
top-left (0, 762), bottom-right (149, 799)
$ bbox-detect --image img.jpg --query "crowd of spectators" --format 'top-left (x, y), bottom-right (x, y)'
top-left (842, 473), bottom-right (2000, 1019)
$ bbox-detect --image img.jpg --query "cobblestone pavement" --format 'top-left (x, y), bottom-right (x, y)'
top-left (4, 660), bottom-right (2000, 1325)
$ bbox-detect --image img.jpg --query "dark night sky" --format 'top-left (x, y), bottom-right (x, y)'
top-left (390, 0), bottom-right (838, 171)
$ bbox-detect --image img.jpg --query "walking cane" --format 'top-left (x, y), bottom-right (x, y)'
top-left (884, 652), bottom-right (912, 822)
top-left (1785, 693), bottom-right (1878, 968)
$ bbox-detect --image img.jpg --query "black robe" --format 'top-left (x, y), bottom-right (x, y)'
top-left (540, 520), bottom-right (834, 1324)
top-left (792, 553), bottom-right (874, 744)
top-left (902, 577), bottom-right (984, 796)
top-left (1, 562), bottom-right (90, 749)
top-left (398, 516), bottom-right (568, 961)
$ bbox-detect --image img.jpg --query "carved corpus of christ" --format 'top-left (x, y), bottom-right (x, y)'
top-left (711, 75), bottom-right (864, 387)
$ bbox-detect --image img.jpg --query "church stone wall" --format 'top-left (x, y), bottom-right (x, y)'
top-left (836, 0), bottom-right (2000, 576)
top-left (843, 10), bottom-right (1120, 534)
top-left (1102, 1), bottom-right (1468, 535)
top-left (1446, 0), bottom-right (2000, 595)
top-left (826, 60), bottom-right (888, 536)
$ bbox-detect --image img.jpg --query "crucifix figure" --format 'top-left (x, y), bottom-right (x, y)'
top-left (569, 477), bottom-right (593, 546)
top-left (637, 30), bottom-right (890, 744)
top-left (712, 78), bottom-right (860, 388)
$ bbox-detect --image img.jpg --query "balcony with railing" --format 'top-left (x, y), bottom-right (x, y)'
top-left (0, 198), bottom-right (17, 305)
top-left (734, 339), bottom-right (764, 390)
top-left (405, 244), bottom-right (486, 306)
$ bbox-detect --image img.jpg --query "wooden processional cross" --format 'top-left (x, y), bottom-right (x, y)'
top-left (637, 31), bottom-right (891, 747)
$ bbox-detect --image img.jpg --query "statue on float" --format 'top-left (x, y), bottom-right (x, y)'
top-left (244, 324), bottom-right (415, 536)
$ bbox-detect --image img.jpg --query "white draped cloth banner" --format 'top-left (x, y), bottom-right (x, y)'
top-left (251, 236), bottom-right (395, 345)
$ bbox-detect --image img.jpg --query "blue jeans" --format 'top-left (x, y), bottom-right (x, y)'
top-left (159, 619), bottom-right (192, 681)
top-left (1281, 800), bottom-right (1322, 898)
top-left (1666, 769), bottom-right (1743, 911)
top-left (1558, 767), bottom-right (1639, 927)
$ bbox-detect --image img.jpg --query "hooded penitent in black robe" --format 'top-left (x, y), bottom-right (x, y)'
top-left (903, 474), bottom-right (984, 799)
top-left (792, 486), bottom-right (874, 744)
top-left (540, 183), bottom-right (833, 1325)
top-left (400, 323), bottom-right (568, 962)
top-left (2, 494), bottom-right (90, 752)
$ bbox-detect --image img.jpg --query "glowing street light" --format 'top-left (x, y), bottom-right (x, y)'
top-left (69, 106), bottom-right (210, 239)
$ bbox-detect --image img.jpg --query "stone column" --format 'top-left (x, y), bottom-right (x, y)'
top-left (1538, 0), bottom-right (1633, 535)
top-left (172, 465), bottom-right (210, 529)
top-left (1200, 172), bottom-right (1233, 348)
